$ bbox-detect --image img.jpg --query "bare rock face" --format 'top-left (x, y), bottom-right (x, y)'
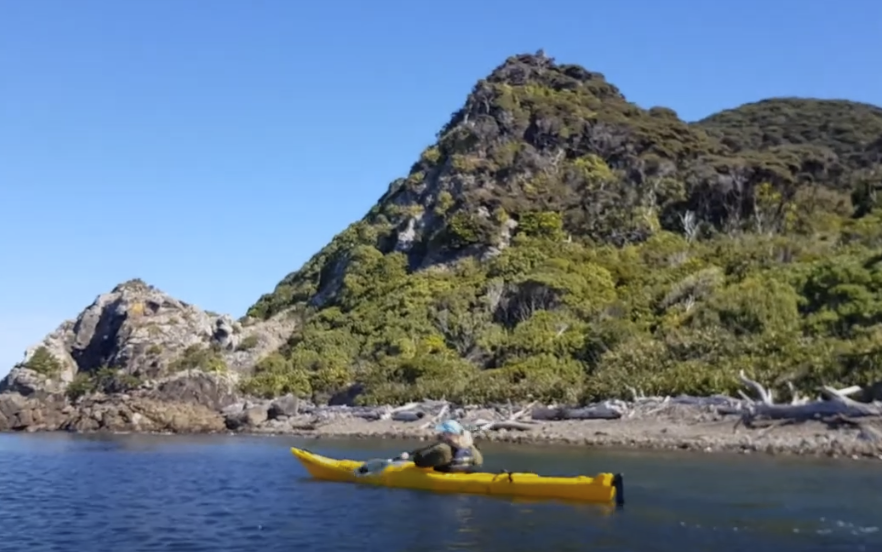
top-left (1, 367), bottom-right (68, 397)
top-left (0, 393), bottom-right (68, 431)
top-left (59, 394), bottom-right (226, 433)
top-left (0, 278), bottom-right (298, 434)
top-left (60, 278), bottom-right (243, 378)
top-left (145, 370), bottom-right (242, 411)
top-left (0, 320), bottom-right (80, 396)
top-left (2, 279), bottom-right (296, 390)
top-left (0, 372), bottom-right (238, 434)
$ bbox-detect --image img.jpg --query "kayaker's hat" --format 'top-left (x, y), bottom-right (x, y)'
top-left (435, 420), bottom-right (464, 435)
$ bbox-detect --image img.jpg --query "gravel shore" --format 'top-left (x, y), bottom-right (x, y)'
top-left (253, 410), bottom-right (882, 461)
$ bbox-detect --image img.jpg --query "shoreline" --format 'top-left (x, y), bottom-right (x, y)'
top-left (2, 369), bottom-right (881, 461)
top-left (4, 415), bottom-right (882, 462)
top-left (237, 413), bottom-right (882, 461)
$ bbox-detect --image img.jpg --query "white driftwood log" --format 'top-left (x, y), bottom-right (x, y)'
top-left (736, 370), bottom-right (882, 425)
top-left (352, 402), bottom-right (421, 421)
top-left (350, 400), bottom-right (452, 426)
top-left (475, 420), bottom-right (536, 431)
top-left (469, 400), bottom-right (539, 432)
top-left (380, 402), bottom-right (421, 420)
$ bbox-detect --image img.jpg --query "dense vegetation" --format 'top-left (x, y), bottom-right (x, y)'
top-left (242, 53), bottom-right (882, 405)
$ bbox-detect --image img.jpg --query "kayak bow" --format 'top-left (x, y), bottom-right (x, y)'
top-left (290, 447), bottom-right (624, 505)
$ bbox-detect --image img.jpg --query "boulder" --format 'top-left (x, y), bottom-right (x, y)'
top-left (268, 394), bottom-right (300, 419)
top-left (0, 393), bottom-right (67, 431)
top-left (224, 405), bottom-right (269, 431)
top-left (147, 370), bottom-right (241, 410)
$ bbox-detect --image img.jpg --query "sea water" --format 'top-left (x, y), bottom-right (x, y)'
top-left (0, 433), bottom-right (878, 552)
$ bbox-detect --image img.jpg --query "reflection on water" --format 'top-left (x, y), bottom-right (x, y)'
top-left (0, 432), bottom-right (878, 552)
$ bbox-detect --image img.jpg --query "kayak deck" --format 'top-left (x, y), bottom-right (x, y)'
top-left (290, 447), bottom-right (624, 505)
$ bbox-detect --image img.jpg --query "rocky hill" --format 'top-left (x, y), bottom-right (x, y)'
top-left (244, 52), bottom-right (882, 406)
top-left (0, 279), bottom-right (294, 432)
top-left (3, 52), bottom-right (882, 433)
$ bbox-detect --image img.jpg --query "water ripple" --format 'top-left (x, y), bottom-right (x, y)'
top-left (0, 433), bottom-right (880, 552)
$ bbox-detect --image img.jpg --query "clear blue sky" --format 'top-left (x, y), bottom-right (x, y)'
top-left (2, 0), bottom-right (880, 374)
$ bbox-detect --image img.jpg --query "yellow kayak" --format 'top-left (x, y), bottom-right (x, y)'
top-left (290, 447), bottom-right (624, 505)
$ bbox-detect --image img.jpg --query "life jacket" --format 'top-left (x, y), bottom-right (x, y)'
top-left (436, 444), bottom-right (479, 473)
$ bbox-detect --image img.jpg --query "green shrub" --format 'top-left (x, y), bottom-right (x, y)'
top-left (65, 366), bottom-right (142, 401)
top-left (169, 344), bottom-right (228, 373)
top-left (235, 334), bottom-right (260, 351)
top-left (20, 346), bottom-right (62, 376)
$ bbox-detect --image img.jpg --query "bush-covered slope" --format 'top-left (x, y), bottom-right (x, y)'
top-left (244, 52), bottom-right (882, 405)
top-left (695, 98), bottom-right (882, 170)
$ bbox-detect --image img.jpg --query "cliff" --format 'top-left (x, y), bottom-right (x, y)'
top-left (3, 52), bottom-right (882, 434)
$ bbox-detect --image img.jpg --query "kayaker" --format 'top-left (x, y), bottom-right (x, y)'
top-left (399, 419), bottom-right (483, 473)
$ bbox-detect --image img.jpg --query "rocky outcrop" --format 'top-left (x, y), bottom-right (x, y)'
top-left (0, 279), bottom-right (297, 434)
top-left (6, 279), bottom-right (289, 381)
top-left (2, 278), bottom-right (297, 389)
top-left (0, 393), bottom-right (68, 432)
top-left (144, 370), bottom-right (242, 410)
top-left (1, 366), bottom-right (69, 398)
top-left (0, 370), bottom-right (240, 433)
top-left (60, 395), bottom-right (225, 434)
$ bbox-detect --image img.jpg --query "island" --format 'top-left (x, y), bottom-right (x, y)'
top-left (2, 52), bottom-right (881, 459)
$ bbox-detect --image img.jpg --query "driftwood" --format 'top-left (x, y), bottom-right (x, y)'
top-left (735, 370), bottom-right (882, 429)
top-left (346, 399), bottom-right (542, 432)
top-left (297, 374), bottom-right (880, 435)
top-left (353, 402), bottom-right (422, 421)
top-left (468, 401), bottom-right (539, 432)
top-left (531, 401), bottom-right (625, 420)
top-left (380, 402), bottom-right (421, 420)
top-left (390, 411), bottom-right (425, 422)
top-left (419, 402), bottom-right (450, 429)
